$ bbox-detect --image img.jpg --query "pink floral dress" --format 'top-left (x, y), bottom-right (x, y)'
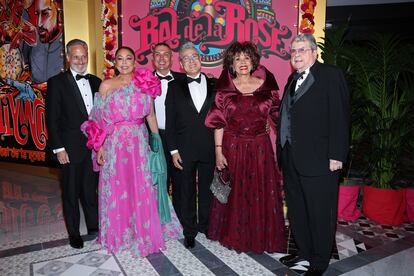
top-left (81, 69), bottom-right (182, 257)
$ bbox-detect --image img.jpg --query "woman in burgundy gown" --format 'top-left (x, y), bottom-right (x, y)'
top-left (205, 41), bottom-right (286, 253)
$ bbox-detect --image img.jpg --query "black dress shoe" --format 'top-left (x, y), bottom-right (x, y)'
top-left (87, 229), bottom-right (99, 237)
top-left (304, 268), bottom-right (325, 276)
top-left (184, 236), bottom-right (195, 249)
top-left (279, 254), bottom-right (305, 266)
top-left (69, 235), bottom-right (84, 249)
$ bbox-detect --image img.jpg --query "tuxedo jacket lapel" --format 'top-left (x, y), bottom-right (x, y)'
top-left (88, 78), bottom-right (100, 100)
top-left (65, 71), bottom-right (88, 118)
top-left (292, 72), bottom-right (315, 104)
top-left (88, 78), bottom-right (99, 104)
top-left (281, 76), bottom-right (294, 112)
top-left (171, 71), bottom-right (185, 80)
top-left (181, 80), bottom-right (199, 114)
top-left (199, 74), bottom-right (215, 114)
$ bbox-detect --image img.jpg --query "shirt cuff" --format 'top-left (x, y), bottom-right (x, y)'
top-left (53, 147), bottom-right (65, 154)
top-left (170, 150), bottom-right (178, 155)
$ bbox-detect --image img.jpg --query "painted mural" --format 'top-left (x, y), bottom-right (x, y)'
top-left (0, 0), bottom-right (64, 165)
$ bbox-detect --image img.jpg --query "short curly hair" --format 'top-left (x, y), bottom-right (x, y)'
top-left (223, 41), bottom-right (260, 76)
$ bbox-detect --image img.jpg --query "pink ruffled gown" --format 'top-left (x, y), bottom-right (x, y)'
top-left (81, 69), bottom-right (182, 257)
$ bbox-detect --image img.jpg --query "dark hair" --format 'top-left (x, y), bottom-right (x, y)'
top-left (223, 41), bottom-right (260, 76)
top-left (152, 42), bottom-right (172, 52)
top-left (115, 46), bottom-right (135, 59)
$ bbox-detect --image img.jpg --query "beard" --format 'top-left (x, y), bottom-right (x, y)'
top-left (38, 25), bottom-right (61, 43)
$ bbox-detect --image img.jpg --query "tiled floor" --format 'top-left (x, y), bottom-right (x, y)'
top-left (1, 168), bottom-right (413, 275)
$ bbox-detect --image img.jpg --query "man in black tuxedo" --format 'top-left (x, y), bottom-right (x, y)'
top-left (277, 34), bottom-right (349, 275)
top-left (45, 39), bottom-right (101, 249)
top-left (165, 42), bottom-right (216, 248)
top-left (152, 42), bottom-right (185, 218)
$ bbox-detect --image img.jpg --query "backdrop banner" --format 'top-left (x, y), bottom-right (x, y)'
top-left (118, 0), bottom-right (298, 85)
top-left (0, 0), bottom-right (65, 166)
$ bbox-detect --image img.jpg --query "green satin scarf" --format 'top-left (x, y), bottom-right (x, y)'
top-left (149, 132), bottom-right (171, 224)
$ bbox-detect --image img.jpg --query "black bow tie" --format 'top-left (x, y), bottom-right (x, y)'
top-left (187, 76), bottom-right (201, 84)
top-left (75, 74), bottom-right (90, 81)
top-left (156, 73), bottom-right (173, 81)
top-left (293, 71), bottom-right (305, 81)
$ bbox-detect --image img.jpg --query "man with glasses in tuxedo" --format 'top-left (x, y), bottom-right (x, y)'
top-left (165, 42), bottom-right (216, 248)
top-left (277, 34), bottom-right (349, 275)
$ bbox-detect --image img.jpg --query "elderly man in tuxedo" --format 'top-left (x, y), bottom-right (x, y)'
top-left (46, 39), bottom-right (101, 249)
top-left (152, 42), bottom-right (185, 218)
top-left (277, 34), bottom-right (349, 275)
top-left (165, 42), bottom-right (216, 248)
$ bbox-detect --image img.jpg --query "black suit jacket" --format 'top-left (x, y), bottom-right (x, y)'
top-left (171, 71), bottom-right (185, 79)
top-left (277, 61), bottom-right (350, 176)
top-left (165, 74), bottom-right (216, 163)
top-left (45, 70), bottom-right (101, 163)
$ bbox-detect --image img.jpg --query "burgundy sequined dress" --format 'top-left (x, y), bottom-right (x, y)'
top-left (205, 66), bottom-right (286, 253)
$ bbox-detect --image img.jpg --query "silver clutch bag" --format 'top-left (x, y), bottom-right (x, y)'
top-left (210, 168), bottom-right (231, 204)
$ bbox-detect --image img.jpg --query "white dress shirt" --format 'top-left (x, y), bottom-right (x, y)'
top-left (154, 71), bottom-right (174, 130)
top-left (188, 73), bottom-right (207, 112)
top-left (71, 69), bottom-right (93, 114)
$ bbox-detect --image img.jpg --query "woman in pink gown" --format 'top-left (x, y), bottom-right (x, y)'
top-left (81, 47), bottom-right (182, 257)
top-left (205, 42), bottom-right (286, 253)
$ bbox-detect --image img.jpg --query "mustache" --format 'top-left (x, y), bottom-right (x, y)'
top-left (38, 26), bottom-right (48, 34)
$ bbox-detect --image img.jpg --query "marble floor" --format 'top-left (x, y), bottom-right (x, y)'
top-left (1, 168), bottom-right (413, 276)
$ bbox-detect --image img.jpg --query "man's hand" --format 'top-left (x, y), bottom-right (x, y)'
top-left (172, 152), bottom-right (183, 170)
top-left (57, 150), bottom-right (70, 164)
top-left (329, 159), bottom-right (343, 171)
top-left (97, 148), bottom-right (104, 165)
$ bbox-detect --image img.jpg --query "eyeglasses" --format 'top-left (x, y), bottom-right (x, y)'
top-left (181, 54), bottom-right (200, 63)
top-left (290, 48), bottom-right (313, 55)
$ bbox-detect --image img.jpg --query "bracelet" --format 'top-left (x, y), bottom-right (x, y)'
top-left (215, 145), bottom-right (222, 147)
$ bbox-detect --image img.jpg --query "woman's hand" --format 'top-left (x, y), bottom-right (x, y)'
top-left (97, 148), bottom-right (104, 165)
top-left (216, 151), bottom-right (228, 170)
